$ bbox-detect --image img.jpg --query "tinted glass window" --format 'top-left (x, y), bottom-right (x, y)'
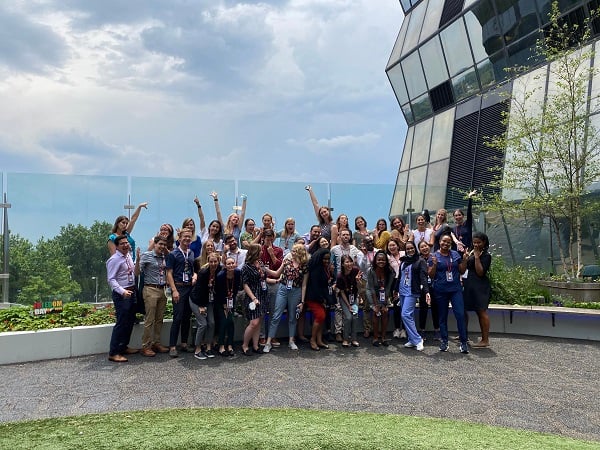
top-left (402, 51), bottom-right (428, 99)
top-left (420, 36), bottom-right (450, 88)
top-left (440, 18), bottom-right (474, 76)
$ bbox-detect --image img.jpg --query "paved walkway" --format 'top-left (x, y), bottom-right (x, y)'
top-left (1, 334), bottom-right (599, 442)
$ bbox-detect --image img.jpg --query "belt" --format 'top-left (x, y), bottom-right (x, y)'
top-left (145, 284), bottom-right (166, 288)
top-left (123, 286), bottom-right (135, 291)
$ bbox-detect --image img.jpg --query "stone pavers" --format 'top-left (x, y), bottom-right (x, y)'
top-left (1, 334), bottom-right (598, 442)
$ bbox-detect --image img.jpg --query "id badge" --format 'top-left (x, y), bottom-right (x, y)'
top-left (128, 272), bottom-right (133, 284)
top-left (209, 291), bottom-right (214, 303)
top-left (349, 294), bottom-right (355, 305)
top-left (183, 272), bottom-right (189, 283)
top-left (227, 296), bottom-right (234, 309)
top-left (379, 289), bottom-right (386, 304)
top-left (261, 280), bottom-right (267, 291)
top-left (328, 286), bottom-right (333, 295)
top-left (404, 276), bottom-right (410, 287)
top-left (446, 271), bottom-right (453, 282)
top-left (286, 279), bottom-right (293, 290)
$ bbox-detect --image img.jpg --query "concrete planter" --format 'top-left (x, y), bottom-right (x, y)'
top-left (1, 307), bottom-right (599, 365)
top-left (538, 279), bottom-right (600, 302)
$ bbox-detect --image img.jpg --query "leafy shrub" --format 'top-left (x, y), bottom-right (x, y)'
top-left (0, 301), bottom-right (175, 332)
top-left (489, 257), bottom-right (548, 305)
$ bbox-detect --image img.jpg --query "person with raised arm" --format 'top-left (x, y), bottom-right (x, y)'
top-left (452, 190), bottom-right (477, 253)
top-left (305, 185), bottom-right (335, 242)
top-left (211, 191), bottom-right (247, 244)
top-left (107, 202), bottom-right (148, 258)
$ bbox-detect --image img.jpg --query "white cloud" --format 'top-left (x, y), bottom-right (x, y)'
top-left (288, 132), bottom-right (380, 151)
top-left (0, 0), bottom-right (406, 183)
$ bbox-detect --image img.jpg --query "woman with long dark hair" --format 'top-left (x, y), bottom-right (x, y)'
top-left (399, 241), bottom-right (429, 351)
top-left (107, 202), bottom-right (147, 258)
top-left (366, 250), bottom-right (395, 346)
top-left (461, 231), bottom-right (492, 348)
top-left (306, 185), bottom-right (335, 242)
top-left (215, 256), bottom-right (242, 356)
top-left (240, 244), bottom-right (267, 355)
top-left (305, 248), bottom-right (333, 351)
top-left (336, 255), bottom-right (360, 348)
top-left (372, 218), bottom-right (391, 251)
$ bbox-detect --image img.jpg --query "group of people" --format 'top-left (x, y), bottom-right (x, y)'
top-left (105, 188), bottom-right (492, 363)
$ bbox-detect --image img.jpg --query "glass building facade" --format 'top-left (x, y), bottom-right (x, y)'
top-left (387, 0), bottom-right (600, 268)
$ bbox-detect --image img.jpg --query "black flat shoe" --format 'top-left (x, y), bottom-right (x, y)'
top-left (372, 340), bottom-right (381, 347)
top-left (242, 348), bottom-right (251, 356)
top-left (318, 343), bottom-right (329, 349)
top-left (228, 349), bottom-right (235, 356)
top-left (252, 347), bottom-right (262, 354)
top-left (218, 350), bottom-right (228, 357)
top-left (382, 340), bottom-right (389, 347)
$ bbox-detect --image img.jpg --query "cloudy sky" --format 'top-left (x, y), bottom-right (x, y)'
top-left (0, 1), bottom-right (406, 184)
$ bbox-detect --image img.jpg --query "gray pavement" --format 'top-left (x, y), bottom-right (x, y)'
top-left (1, 333), bottom-right (599, 443)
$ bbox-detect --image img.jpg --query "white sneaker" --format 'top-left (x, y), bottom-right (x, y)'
top-left (263, 343), bottom-right (272, 353)
top-left (400, 329), bottom-right (407, 339)
top-left (404, 342), bottom-right (416, 348)
top-left (392, 328), bottom-right (401, 339)
top-left (289, 341), bottom-right (298, 351)
top-left (416, 340), bottom-right (424, 351)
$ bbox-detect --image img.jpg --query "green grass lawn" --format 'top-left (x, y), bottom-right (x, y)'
top-left (1, 408), bottom-right (598, 450)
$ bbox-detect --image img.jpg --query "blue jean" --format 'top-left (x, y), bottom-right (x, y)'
top-left (109, 290), bottom-right (137, 356)
top-left (435, 289), bottom-right (467, 344)
top-left (400, 295), bottom-right (421, 345)
top-left (169, 285), bottom-right (192, 347)
top-left (268, 283), bottom-right (302, 339)
top-left (340, 299), bottom-right (358, 341)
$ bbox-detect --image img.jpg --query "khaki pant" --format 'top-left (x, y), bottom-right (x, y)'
top-left (142, 286), bottom-right (167, 348)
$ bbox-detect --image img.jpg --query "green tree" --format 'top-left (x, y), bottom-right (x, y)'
top-left (52, 221), bottom-right (112, 302)
top-left (8, 235), bottom-right (81, 304)
top-left (486, 2), bottom-right (600, 278)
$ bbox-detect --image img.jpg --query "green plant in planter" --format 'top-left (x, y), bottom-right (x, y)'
top-left (0, 301), bottom-right (176, 332)
top-left (489, 257), bottom-right (548, 305)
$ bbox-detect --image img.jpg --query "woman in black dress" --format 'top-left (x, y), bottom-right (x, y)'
top-left (215, 256), bottom-right (242, 356)
top-left (241, 244), bottom-right (268, 355)
top-left (460, 232), bottom-right (492, 348)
